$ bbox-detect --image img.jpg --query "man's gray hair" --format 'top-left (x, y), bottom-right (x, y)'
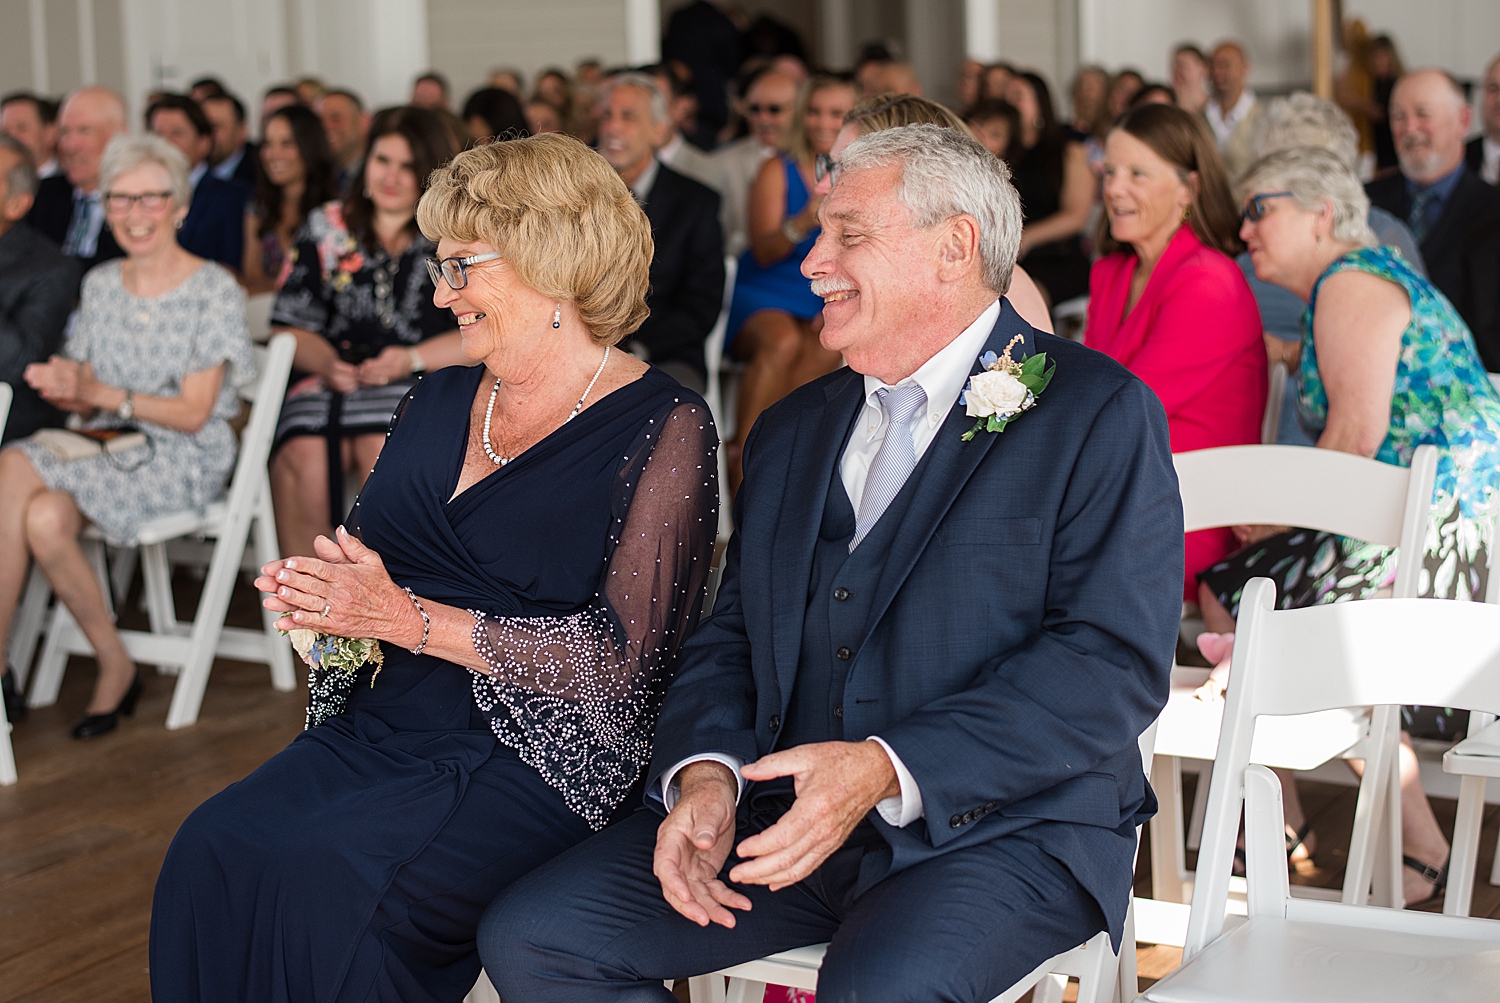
top-left (0, 135), bottom-right (39, 198)
top-left (99, 133), bottom-right (192, 208)
top-left (600, 72), bottom-right (669, 126)
top-left (1240, 145), bottom-right (1377, 246)
top-left (837, 123), bottom-right (1023, 294)
top-left (1250, 92), bottom-right (1359, 171)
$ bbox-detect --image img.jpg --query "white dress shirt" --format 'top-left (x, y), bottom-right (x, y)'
top-left (1482, 136), bottom-right (1500, 187)
top-left (662, 299), bottom-right (1004, 828)
top-left (626, 156), bottom-right (660, 203)
top-left (211, 144), bottom-right (247, 181)
top-left (1205, 90), bottom-right (1256, 151)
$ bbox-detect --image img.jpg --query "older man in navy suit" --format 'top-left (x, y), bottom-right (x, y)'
top-left (480, 124), bottom-right (1182, 1002)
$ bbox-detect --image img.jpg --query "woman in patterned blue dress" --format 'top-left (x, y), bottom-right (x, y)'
top-left (1198, 146), bottom-right (1500, 905)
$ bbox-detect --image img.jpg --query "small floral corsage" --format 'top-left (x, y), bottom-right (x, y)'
top-left (283, 629), bottom-right (385, 687)
top-left (959, 333), bottom-right (1056, 441)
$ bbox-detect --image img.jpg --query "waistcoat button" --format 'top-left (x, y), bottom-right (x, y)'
top-left (768, 715), bottom-right (780, 733)
top-left (834, 704), bottom-right (843, 718)
top-left (833, 587), bottom-right (849, 601)
top-left (836, 646), bottom-right (852, 660)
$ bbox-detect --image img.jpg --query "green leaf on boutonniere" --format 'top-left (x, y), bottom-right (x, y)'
top-left (987, 415), bottom-right (1007, 432)
top-left (1020, 352), bottom-right (1048, 375)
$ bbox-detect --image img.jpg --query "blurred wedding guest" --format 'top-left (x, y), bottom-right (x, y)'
top-left (25, 86), bottom-right (128, 271)
top-left (151, 133), bottom-right (716, 1003)
top-left (294, 77), bottom-right (327, 108)
top-left (188, 77), bottom-right (226, 103)
top-left (202, 92), bottom-right (258, 188)
top-left (1465, 52), bottom-right (1500, 185)
top-left (462, 87), bottom-right (528, 143)
top-left (243, 105), bottom-right (338, 295)
top-left (875, 61), bottom-right (924, 97)
top-left (1172, 44), bottom-right (1211, 115)
top-left (2, 134), bottom-right (254, 739)
top-left (1085, 104), bottom-right (1265, 596)
top-left (711, 68), bottom-right (797, 257)
top-left (489, 67), bottom-right (524, 96)
top-left (1239, 93), bottom-right (1426, 445)
top-left (1067, 65), bottom-right (1111, 142)
top-left (663, 0), bottom-right (742, 147)
top-left (1207, 41), bottom-right (1262, 179)
top-left (1367, 69), bottom-right (1500, 368)
top-left (1338, 24), bottom-right (1404, 175)
top-left (268, 107), bottom-right (462, 559)
top-left (147, 94), bottom-right (251, 271)
top-left (1108, 69), bottom-right (1146, 118)
top-left (319, 89), bottom-right (369, 193)
top-left (260, 85), bottom-right (301, 125)
top-left (576, 58), bottom-right (605, 88)
top-left (598, 74), bottom-right (723, 394)
top-left (723, 74), bottom-right (856, 485)
top-left (771, 54), bottom-right (811, 87)
top-left (524, 100), bottom-right (563, 136)
top-left (820, 93), bottom-right (1055, 335)
top-left (533, 69), bottom-right (574, 121)
top-left (856, 57), bottom-right (892, 99)
top-left (1130, 83), bottom-right (1177, 109)
top-left (0, 137), bottom-right (79, 443)
top-left (981, 62), bottom-right (1016, 102)
top-left (645, 63), bottom-right (723, 192)
top-left (958, 58), bottom-right (984, 111)
top-left (2, 93), bottom-right (59, 178)
top-left (411, 72), bottom-right (451, 112)
top-left (965, 98), bottom-right (1020, 158)
top-left (1203, 146), bottom-right (1500, 902)
top-left (1007, 72), bottom-right (1096, 306)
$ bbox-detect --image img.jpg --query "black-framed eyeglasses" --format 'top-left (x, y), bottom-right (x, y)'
top-left (815, 153), bottom-right (841, 185)
top-left (103, 191), bottom-right (173, 213)
top-left (1240, 191), bottom-right (1295, 224)
top-left (425, 251), bottom-right (502, 290)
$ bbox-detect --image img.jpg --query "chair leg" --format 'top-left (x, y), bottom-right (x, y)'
top-left (1071, 933), bottom-right (1119, 1003)
top-left (687, 974), bottom-right (726, 1003)
top-left (0, 696), bottom-right (16, 785)
top-left (8, 564), bottom-right (52, 688)
top-left (1115, 900), bottom-right (1138, 1003)
top-left (1343, 706), bottom-right (1399, 906)
top-left (1184, 759), bottom-right (1210, 852)
top-left (1031, 973), bottom-right (1068, 1003)
top-left (108, 544), bottom-right (138, 606)
top-left (29, 599), bottom-right (83, 707)
top-left (141, 542), bottom-right (180, 639)
top-left (164, 517), bottom-right (252, 730)
top-left (1149, 754), bottom-right (1190, 903)
top-left (252, 493), bottom-right (296, 693)
top-left (1445, 774), bottom-right (1487, 916)
top-left (724, 978), bottom-right (768, 1003)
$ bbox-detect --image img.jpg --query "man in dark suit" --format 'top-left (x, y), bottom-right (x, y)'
top-left (481, 124), bottom-right (1181, 1002)
top-left (599, 73), bottom-right (724, 394)
top-left (0, 136), bottom-right (79, 443)
top-left (1466, 53), bottom-right (1500, 186)
top-left (146, 94), bottom-right (251, 271)
top-left (1367, 69), bottom-right (1500, 369)
top-left (24, 86), bottom-right (128, 272)
top-left (202, 92), bottom-right (258, 189)
top-left (663, 0), bottom-right (743, 149)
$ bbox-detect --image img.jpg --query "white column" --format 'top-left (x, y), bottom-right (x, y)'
top-left (28, 0), bottom-right (49, 93)
top-left (77, 0), bottom-right (97, 84)
top-left (624, 0), bottom-right (660, 65)
top-left (964, 0), bottom-right (1000, 62)
top-left (820, 0), bottom-right (853, 70)
top-left (367, 0), bottom-right (429, 106)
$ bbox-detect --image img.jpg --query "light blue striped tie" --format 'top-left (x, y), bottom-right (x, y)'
top-left (851, 383), bottom-right (928, 551)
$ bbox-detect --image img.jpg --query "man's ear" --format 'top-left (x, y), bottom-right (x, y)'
top-left (3, 191), bottom-right (34, 224)
top-left (934, 214), bottom-right (981, 281)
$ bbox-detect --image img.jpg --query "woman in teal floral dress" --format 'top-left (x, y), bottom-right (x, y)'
top-left (1197, 146), bottom-right (1500, 905)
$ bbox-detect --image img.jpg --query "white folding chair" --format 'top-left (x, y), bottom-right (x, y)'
top-left (686, 721), bottom-right (1161, 1003)
top-left (1146, 444), bottom-right (1437, 937)
top-left (1141, 578), bottom-right (1500, 1003)
top-left (0, 381), bottom-right (16, 785)
top-left (25, 333), bottom-right (299, 729)
top-left (702, 255), bottom-right (737, 545)
top-left (1260, 361), bottom-right (1286, 446)
top-left (245, 292), bottom-right (276, 344)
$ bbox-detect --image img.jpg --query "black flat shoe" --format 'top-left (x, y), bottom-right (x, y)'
top-left (2, 667), bottom-right (26, 723)
top-left (71, 672), bottom-right (143, 739)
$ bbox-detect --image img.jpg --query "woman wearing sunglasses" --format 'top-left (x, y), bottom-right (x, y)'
top-left (1, 134), bottom-right (254, 738)
top-left (268, 106), bottom-right (464, 559)
top-left (1084, 103), bottom-right (1267, 599)
top-left (151, 134), bottom-right (718, 1003)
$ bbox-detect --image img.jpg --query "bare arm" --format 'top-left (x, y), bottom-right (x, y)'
top-left (241, 212), bottom-right (277, 295)
top-left (279, 324), bottom-right (359, 394)
top-left (748, 156), bottom-right (818, 267)
top-left (25, 358), bottom-right (226, 433)
top-left (1312, 269), bottom-right (1408, 457)
top-left (1018, 142), bottom-right (1095, 257)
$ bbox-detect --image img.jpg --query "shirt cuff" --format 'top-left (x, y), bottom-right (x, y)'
top-left (660, 753), bottom-right (745, 811)
top-left (868, 736), bottom-right (924, 827)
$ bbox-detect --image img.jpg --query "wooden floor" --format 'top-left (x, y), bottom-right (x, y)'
top-left (3, 573), bottom-right (1500, 1002)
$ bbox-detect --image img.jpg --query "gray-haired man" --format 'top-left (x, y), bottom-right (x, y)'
top-left (479, 124), bottom-right (1179, 1003)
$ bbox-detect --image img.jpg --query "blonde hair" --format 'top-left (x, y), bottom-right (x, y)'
top-left (846, 93), bottom-right (976, 140)
top-left (416, 134), bottom-right (653, 345)
top-left (785, 75), bottom-right (858, 166)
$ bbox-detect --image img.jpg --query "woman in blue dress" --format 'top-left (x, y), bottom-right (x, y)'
top-left (149, 134), bottom-right (719, 1002)
top-left (725, 74), bottom-right (856, 488)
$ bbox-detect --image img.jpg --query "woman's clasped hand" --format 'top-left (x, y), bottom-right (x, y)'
top-left (254, 525), bottom-right (423, 647)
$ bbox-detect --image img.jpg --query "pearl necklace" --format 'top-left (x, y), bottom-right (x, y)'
top-left (482, 345), bottom-right (610, 466)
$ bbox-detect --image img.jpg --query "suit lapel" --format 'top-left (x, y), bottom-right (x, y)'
top-left (1422, 171), bottom-right (1479, 259)
top-left (854, 304), bottom-right (1037, 650)
top-left (769, 369), bottom-right (863, 707)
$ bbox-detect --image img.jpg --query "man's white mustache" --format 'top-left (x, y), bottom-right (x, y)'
top-left (810, 278), bottom-right (857, 297)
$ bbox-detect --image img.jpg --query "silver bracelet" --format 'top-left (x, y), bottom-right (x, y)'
top-left (402, 587), bottom-right (430, 655)
top-left (467, 608), bottom-right (497, 677)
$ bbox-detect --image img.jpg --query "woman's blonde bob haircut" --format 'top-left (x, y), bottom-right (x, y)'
top-left (416, 133), bottom-right (653, 346)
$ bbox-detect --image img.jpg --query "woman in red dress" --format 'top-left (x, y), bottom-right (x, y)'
top-left (1085, 104), bottom-right (1266, 596)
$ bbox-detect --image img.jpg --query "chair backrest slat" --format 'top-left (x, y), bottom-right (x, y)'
top-left (0, 382), bottom-right (12, 441)
top-left (224, 333), bottom-right (296, 515)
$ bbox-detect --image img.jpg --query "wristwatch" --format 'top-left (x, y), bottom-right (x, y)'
top-left (407, 347), bottom-right (426, 374)
top-left (117, 390), bottom-right (134, 422)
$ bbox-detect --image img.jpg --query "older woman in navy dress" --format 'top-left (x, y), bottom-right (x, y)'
top-left (149, 134), bottom-right (718, 1002)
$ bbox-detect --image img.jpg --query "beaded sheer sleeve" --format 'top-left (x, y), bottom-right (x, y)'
top-left (468, 400), bottom-right (719, 829)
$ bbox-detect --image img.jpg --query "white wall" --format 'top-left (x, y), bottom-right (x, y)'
top-left (1345, 0), bottom-right (1499, 81)
top-left (288, 0), bottom-right (430, 110)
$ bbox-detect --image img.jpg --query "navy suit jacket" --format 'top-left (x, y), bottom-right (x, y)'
top-left (179, 173), bottom-right (251, 271)
top-left (636, 162), bottom-right (725, 376)
top-left (646, 301), bottom-right (1183, 943)
top-left (24, 174), bottom-right (124, 273)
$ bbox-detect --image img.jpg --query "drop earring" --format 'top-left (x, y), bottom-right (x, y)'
top-left (552, 304), bottom-right (561, 329)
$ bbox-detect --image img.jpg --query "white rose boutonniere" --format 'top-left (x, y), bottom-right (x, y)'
top-left (959, 333), bottom-right (1056, 440)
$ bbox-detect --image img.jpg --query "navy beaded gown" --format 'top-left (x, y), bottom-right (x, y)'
top-left (150, 363), bottom-right (718, 1003)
